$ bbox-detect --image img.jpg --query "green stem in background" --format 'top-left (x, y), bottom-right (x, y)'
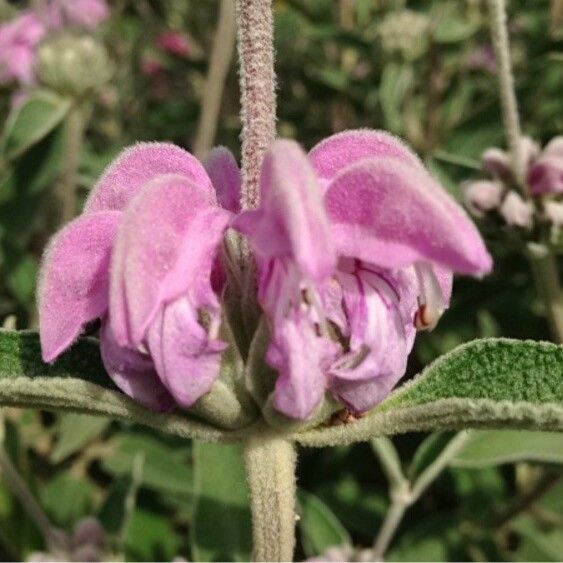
top-left (0, 444), bottom-right (62, 552)
top-left (193, 0), bottom-right (237, 159)
top-left (527, 244), bottom-right (563, 344)
top-left (56, 105), bottom-right (85, 227)
top-left (243, 436), bottom-right (297, 562)
top-left (487, 0), bottom-right (526, 190)
top-left (372, 432), bottom-right (471, 560)
top-left (235, 0), bottom-right (276, 212)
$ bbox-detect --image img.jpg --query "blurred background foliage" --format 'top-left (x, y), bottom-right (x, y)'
top-left (0, 0), bottom-right (562, 561)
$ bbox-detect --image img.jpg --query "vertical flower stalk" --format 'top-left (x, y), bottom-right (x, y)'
top-left (488, 0), bottom-right (563, 344)
top-left (487, 0), bottom-right (526, 190)
top-left (235, 2), bottom-right (297, 559)
top-left (244, 437), bottom-right (297, 562)
top-left (56, 105), bottom-right (85, 227)
top-left (235, 0), bottom-right (276, 211)
top-left (193, 0), bottom-right (237, 159)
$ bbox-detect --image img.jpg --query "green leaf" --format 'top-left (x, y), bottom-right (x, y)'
top-left (298, 491), bottom-right (351, 557)
top-left (450, 430), bottom-right (563, 467)
top-left (51, 413), bottom-right (110, 463)
top-left (2, 92), bottom-right (70, 161)
top-left (102, 433), bottom-right (193, 495)
top-left (125, 508), bottom-right (180, 562)
top-left (191, 441), bottom-right (252, 562)
top-left (40, 473), bottom-right (95, 527)
top-left (0, 330), bottom-right (231, 442)
top-left (298, 339), bottom-right (563, 447)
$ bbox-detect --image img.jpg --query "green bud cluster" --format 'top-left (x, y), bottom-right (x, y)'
top-left (378, 10), bottom-right (431, 61)
top-left (37, 33), bottom-right (113, 97)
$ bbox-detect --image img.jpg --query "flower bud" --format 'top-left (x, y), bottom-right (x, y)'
top-left (72, 517), bottom-right (105, 548)
top-left (378, 10), bottom-right (430, 61)
top-left (463, 179), bottom-right (504, 216)
top-left (528, 136), bottom-right (563, 195)
top-left (482, 137), bottom-right (540, 183)
top-left (499, 191), bottom-right (534, 228)
top-left (544, 201), bottom-right (563, 227)
top-left (37, 33), bottom-right (112, 96)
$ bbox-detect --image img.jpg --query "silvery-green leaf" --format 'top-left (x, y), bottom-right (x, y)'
top-left (298, 339), bottom-right (563, 447)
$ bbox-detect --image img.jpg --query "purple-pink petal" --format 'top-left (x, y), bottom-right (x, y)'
top-left (324, 157), bottom-right (493, 275)
top-left (309, 129), bottom-right (425, 182)
top-left (109, 174), bottom-right (230, 346)
top-left (85, 143), bottom-right (215, 214)
top-left (203, 147), bottom-right (241, 213)
top-left (146, 298), bottom-right (227, 407)
top-left (100, 322), bottom-right (175, 412)
top-left (269, 310), bottom-right (338, 419)
top-left (233, 139), bottom-right (336, 282)
top-left (39, 211), bottom-right (120, 362)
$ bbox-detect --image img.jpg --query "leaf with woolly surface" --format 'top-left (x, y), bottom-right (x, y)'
top-left (298, 339), bottom-right (563, 447)
top-left (0, 330), bottom-right (230, 442)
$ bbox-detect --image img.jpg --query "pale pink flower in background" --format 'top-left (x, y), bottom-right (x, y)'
top-left (0, 11), bottom-right (46, 85)
top-left (499, 191), bottom-right (533, 228)
top-left (47, 0), bottom-right (109, 29)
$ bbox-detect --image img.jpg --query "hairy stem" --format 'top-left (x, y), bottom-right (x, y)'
top-left (56, 105), bottom-right (85, 227)
top-left (372, 494), bottom-right (409, 560)
top-left (527, 244), bottom-right (563, 344)
top-left (235, 0), bottom-right (276, 211)
top-left (244, 437), bottom-right (296, 562)
top-left (0, 446), bottom-right (61, 551)
top-left (193, 0), bottom-right (237, 159)
top-left (372, 432), bottom-right (471, 560)
top-left (487, 0), bottom-right (526, 190)
top-left (410, 431), bottom-right (471, 501)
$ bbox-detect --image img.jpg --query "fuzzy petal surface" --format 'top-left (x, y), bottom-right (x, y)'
top-left (146, 298), bottom-right (227, 407)
top-left (85, 143), bottom-right (215, 214)
top-left (203, 147), bottom-right (241, 213)
top-left (309, 129), bottom-right (424, 182)
top-left (39, 211), bottom-right (120, 362)
top-left (234, 139), bottom-right (336, 281)
top-left (324, 158), bottom-right (493, 275)
top-left (100, 322), bottom-right (175, 411)
top-left (110, 174), bottom-right (230, 346)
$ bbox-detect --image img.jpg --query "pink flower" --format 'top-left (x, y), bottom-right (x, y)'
top-left (141, 54), bottom-right (164, 77)
top-left (0, 11), bottom-right (47, 85)
top-left (235, 131), bottom-right (492, 418)
top-left (481, 136), bottom-right (563, 196)
top-left (157, 31), bottom-right (191, 58)
top-left (499, 191), bottom-right (533, 228)
top-left (39, 130), bottom-right (492, 420)
top-left (463, 180), bottom-right (504, 216)
top-left (39, 144), bottom-right (237, 411)
top-left (528, 137), bottom-right (563, 196)
top-left (47, 0), bottom-right (109, 29)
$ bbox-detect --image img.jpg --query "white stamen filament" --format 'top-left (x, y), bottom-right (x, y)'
top-left (413, 263), bottom-right (446, 331)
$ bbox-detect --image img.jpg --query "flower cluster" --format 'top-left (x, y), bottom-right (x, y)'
top-left (463, 136), bottom-right (563, 232)
top-left (0, 0), bottom-right (108, 87)
top-left (39, 130), bottom-right (492, 421)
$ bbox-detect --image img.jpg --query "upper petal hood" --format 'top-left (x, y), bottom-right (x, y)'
top-left (324, 157), bottom-right (493, 275)
top-left (233, 139), bottom-right (336, 282)
top-left (38, 211), bottom-right (120, 362)
top-left (309, 129), bottom-right (425, 182)
top-left (85, 143), bottom-right (215, 214)
top-left (110, 174), bottom-right (231, 346)
top-left (203, 147), bottom-right (241, 213)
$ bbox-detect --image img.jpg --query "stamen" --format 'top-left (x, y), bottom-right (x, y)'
top-left (413, 263), bottom-right (446, 331)
top-left (304, 282), bottom-right (330, 337)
